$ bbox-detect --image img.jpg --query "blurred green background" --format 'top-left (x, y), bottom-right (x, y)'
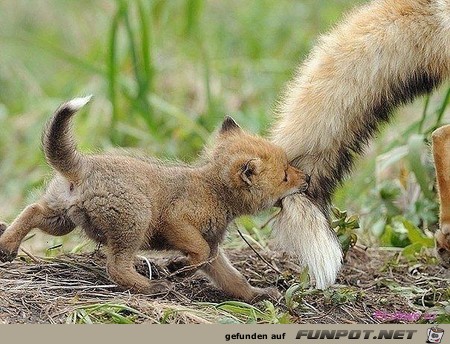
top-left (0, 0), bottom-right (448, 256)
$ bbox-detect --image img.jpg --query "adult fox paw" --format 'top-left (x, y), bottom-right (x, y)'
top-left (435, 225), bottom-right (450, 268)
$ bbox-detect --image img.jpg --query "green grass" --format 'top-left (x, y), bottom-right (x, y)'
top-left (0, 0), bottom-right (362, 230)
top-left (334, 87), bottom-right (449, 250)
top-left (66, 303), bottom-right (148, 324)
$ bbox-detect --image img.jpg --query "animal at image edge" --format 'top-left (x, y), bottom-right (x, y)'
top-left (0, 96), bottom-right (310, 302)
top-left (432, 125), bottom-right (450, 267)
top-left (270, 0), bottom-right (450, 288)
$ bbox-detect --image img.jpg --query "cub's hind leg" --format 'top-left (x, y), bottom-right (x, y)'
top-left (105, 227), bottom-right (172, 295)
top-left (0, 202), bottom-right (75, 262)
top-left (432, 125), bottom-right (450, 267)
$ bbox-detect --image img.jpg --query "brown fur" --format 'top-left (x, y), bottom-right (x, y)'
top-left (0, 97), bottom-right (309, 302)
top-left (432, 125), bottom-right (450, 267)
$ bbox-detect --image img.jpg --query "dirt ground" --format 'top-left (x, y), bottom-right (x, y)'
top-left (0, 246), bottom-right (448, 324)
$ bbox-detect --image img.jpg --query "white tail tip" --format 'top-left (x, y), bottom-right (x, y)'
top-left (273, 194), bottom-right (343, 289)
top-left (65, 95), bottom-right (93, 111)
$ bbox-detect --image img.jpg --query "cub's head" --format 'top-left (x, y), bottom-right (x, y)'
top-left (207, 116), bottom-right (309, 213)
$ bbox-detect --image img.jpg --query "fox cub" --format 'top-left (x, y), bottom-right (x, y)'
top-left (0, 96), bottom-right (309, 301)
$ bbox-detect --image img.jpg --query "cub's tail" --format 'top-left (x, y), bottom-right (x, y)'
top-left (42, 95), bottom-right (92, 181)
top-left (270, 0), bottom-right (450, 288)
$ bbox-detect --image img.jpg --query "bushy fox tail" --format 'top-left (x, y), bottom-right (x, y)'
top-left (270, 0), bottom-right (450, 288)
top-left (42, 96), bottom-right (92, 181)
top-left (273, 196), bottom-right (342, 289)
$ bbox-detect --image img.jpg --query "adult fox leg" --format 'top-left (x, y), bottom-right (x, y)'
top-left (432, 125), bottom-right (450, 267)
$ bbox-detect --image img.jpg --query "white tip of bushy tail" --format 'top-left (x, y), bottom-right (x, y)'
top-left (273, 194), bottom-right (343, 289)
top-left (65, 95), bottom-right (93, 111)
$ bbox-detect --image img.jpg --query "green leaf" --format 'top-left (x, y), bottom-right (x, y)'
top-left (185, 0), bottom-right (204, 36)
top-left (380, 223), bottom-right (410, 248)
top-left (380, 224), bottom-right (394, 246)
top-left (402, 242), bottom-right (424, 260)
top-left (216, 301), bottom-right (265, 320)
top-left (284, 283), bottom-right (302, 310)
top-left (400, 218), bottom-right (434, 247)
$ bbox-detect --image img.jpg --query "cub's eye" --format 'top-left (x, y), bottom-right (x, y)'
top-left (283, 171), bottom-right (288, 182)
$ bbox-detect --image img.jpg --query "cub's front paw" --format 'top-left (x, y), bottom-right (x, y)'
top-left (251, 286), bottom-right (282, 302)
top-left (167, 256), bottom-right (197, 277)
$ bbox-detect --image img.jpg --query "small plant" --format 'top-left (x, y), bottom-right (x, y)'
top-left (201, 300), bottom-right (291, 324)
top-left (66, 303), bottom-right (148, 324)
top-left (331, 207), bottom-right (359, 255)
top-left (324, 287), bottom-right (361, 305)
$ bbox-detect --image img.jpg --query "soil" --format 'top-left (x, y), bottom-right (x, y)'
top-left (0, 246), bottom-right (448, 324)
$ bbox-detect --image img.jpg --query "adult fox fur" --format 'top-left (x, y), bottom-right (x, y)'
top-left (432, 125), bottom-right (450, 268)
top-left (0, 96), bottom-right (310, 302)
top-left (270, 0), bottom-right (450, 288)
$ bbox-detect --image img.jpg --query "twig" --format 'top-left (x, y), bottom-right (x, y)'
top-left (236, 228), bottom-right (283, 275)
top-left (303, 306), bottom-right (337, 321)
top-left (19, 247), bottom-right (42, 263)
top-left (355, 243), bottom-right (368, 251)
top-left (169, 288), bottom-right (191, 303)
top-left (45, 284), bottom-right (117, 290)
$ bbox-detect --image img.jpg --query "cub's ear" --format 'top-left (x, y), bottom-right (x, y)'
top-left (220, 116), bottom-right (241, 134)
top-left (239, 158), bottom-right (261, 186)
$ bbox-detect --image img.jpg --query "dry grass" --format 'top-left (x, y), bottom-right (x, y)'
top-left (0, 246), bottom-right (448, 324)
